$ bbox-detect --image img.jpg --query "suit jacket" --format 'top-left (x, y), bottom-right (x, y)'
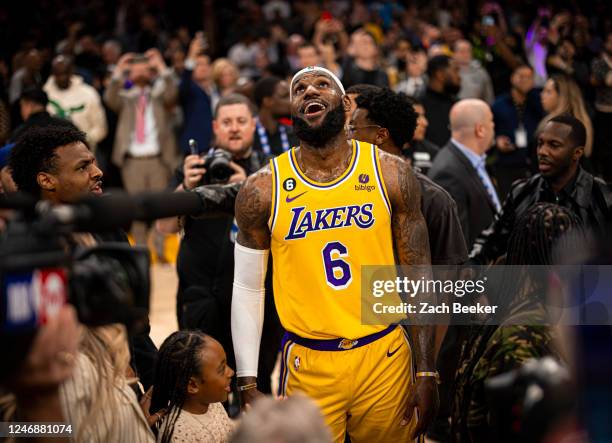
top-left (104, 71), bottom-right (179, 170)
top-left (427, 141), bottom-right (499, 250)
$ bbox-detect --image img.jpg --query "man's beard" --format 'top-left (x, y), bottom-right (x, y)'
top-left (444, 80), bottom-right (461, 96)
top-left (292, 104), bottom-right (346, 148)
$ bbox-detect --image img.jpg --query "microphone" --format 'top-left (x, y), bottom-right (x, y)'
top-left (37, 193), bottom-right (137, 232)
top-left (3, 190), bottom-right (207, 232)
top-left (0, 192), bottom-right (37, 211)
top-left (133, 191), bottom-right (204, 220)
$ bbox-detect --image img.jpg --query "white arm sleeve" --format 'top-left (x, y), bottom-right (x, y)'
top-left (231, 242), bottom-right (269, 378)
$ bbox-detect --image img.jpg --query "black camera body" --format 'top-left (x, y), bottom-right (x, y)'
top-left (0, 190), bottom-right (206, 383)
top-left (0, 197), bottom-right (150, 382)
top-left (202, 148), bottom-right (233, 184)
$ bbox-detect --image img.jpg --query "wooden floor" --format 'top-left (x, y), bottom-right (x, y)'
top-left (149, 263), bottom-right (179, 347)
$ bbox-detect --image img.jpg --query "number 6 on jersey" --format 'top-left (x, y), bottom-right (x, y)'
top-left (322, 241), bottom-right (352, 289)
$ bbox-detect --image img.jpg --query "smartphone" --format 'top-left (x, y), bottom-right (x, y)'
top-left (196, 31), bottom-right (209, 51)
top-left (130, 54), bottom-right (149, 64)
top-left (189, 139), bottom-right (199, 155)
top-left (321, 11), bottom-right (333, 21)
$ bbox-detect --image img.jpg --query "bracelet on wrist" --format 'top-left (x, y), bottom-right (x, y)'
top-left (416, 371), bottom-right (441, 384)
top-left (238, 382), bottom-right (258, 392)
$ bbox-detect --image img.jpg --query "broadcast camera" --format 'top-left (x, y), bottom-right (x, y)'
top-left (0, 190), bottom-right (203, 382)
top-left (485, 357), bottom-right (574, 443)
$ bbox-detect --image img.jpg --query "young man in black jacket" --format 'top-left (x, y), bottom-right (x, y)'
top-left (470, 114), bottom-right (612, 265)
top-left (8, 124), bottom-right (158, 391)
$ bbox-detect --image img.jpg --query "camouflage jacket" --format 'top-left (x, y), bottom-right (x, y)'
top-left (451, 304), bottom-right (555, 442)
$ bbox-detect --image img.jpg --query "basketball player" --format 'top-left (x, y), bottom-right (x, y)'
top-left (231, 67), bottom-right (438, 442)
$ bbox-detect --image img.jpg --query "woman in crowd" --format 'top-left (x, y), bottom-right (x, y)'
top-left (151, 331), bottom-right (235, 443)
top-left (212, 58), bottom-right (240, 97)
top-left (539, 74), bottom-right (593, 158)
top-left (1, 324), bottom-right (155, 442)
top-left (61, 325), bottom-right (155, 442)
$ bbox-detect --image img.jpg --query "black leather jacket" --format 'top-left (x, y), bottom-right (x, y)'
top-left (469, 167), bottom-right (612, 265)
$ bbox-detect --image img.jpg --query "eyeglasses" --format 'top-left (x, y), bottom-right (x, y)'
top-left (346, 124), bottom-right (381, 135)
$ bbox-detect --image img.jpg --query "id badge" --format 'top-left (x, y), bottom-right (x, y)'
top-left (515, 126), bottom-right (528, 148)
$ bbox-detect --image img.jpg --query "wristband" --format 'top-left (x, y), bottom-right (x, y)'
top-left (416, 371), bottom-right (441, 384)
top-left (238, 383), bottom-right (258, 392)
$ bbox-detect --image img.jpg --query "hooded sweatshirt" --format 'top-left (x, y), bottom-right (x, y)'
top-left (44, 75), bottom-right (107, 151)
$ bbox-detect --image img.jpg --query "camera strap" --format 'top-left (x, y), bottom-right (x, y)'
top-left (256, 119), bottom-right (290, 156)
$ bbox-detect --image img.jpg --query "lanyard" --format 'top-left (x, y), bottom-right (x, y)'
top-left (256, 119), bottom-right (290, 155)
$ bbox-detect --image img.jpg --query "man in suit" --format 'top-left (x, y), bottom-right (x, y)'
top-left (428, 99), bottom-right (500, 250)
top-left (104, 49), bottom-right (179, 246)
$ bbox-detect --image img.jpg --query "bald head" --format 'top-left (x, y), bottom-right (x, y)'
top-left (450, 99), bottom-right (495, 154)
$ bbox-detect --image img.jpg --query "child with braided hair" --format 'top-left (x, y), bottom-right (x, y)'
top-left (150, 331), bottom-right (235, 443)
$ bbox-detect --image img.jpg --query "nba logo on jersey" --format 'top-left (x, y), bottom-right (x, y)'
top-left (294, 356), bottom-right (300, 371)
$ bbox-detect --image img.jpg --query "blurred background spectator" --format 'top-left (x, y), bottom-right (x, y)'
top-left (103, 49), bottom-right (178, 248)
top-left (539, 74), bottom-right (593, 160)
top-left (422, 54), bottom-right (462, 147)
top-left (491, 64), bottom-right (544, 197)
top-left (231, 395), bottom-right (332, 443)
top-left (0, 0), bottom-right (608, 192)
top-left (454, 39), bottom-right (495, 104)
top-left (44, 55), bottom-right (107, 151)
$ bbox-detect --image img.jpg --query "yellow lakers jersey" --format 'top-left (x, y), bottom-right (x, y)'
top-left (269, 140), bottom-right (396, 340)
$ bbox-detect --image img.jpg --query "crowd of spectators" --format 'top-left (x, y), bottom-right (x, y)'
top-left (0, 1), bottom-right (610, 189)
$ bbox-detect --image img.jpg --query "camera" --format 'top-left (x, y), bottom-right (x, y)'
top-left (485, 357), bottom-right (574, 443)
top-left (0, 200), bottom-right (150, 382)
top-left (0, 190), bottom-right (205, 382)
top-left (189, 139), bottom-right (233, 185)
top-left (202, 148), bottom-right (233, 185)
top-left (130, 53), bottom-right (149, 64)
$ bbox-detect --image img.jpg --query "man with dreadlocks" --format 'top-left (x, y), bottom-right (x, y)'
top-left (451, 203), bottom-right (584, 442)
top-left (470, 113), bottom-right (612, 265)
top-left (151, 331), bottom-right (235, 443)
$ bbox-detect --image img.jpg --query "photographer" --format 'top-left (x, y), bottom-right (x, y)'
top-left (5, 125), bottom-right (155, 441)
top-left (156, 93), bottom-right (282, 396)
top-left (103, 49), bottom-right (178, 247)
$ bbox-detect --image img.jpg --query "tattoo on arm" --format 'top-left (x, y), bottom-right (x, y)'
top-left (383, 154), bottom-right (435, 371)
top-left (392, 164), bottom-right (430, 265)
top-left (235, 167), bottom-right (272, 250)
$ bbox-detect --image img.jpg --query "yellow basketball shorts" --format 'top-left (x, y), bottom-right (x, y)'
top-left (278, 326), bottom-right (421, 443)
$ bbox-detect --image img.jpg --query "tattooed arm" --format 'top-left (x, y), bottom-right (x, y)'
top-left (235, 165), bottom-right (273, 249)
top-left (232, 165), bottom-right (272, 408)
top-left (380, 151), bottom-right (439, 438)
